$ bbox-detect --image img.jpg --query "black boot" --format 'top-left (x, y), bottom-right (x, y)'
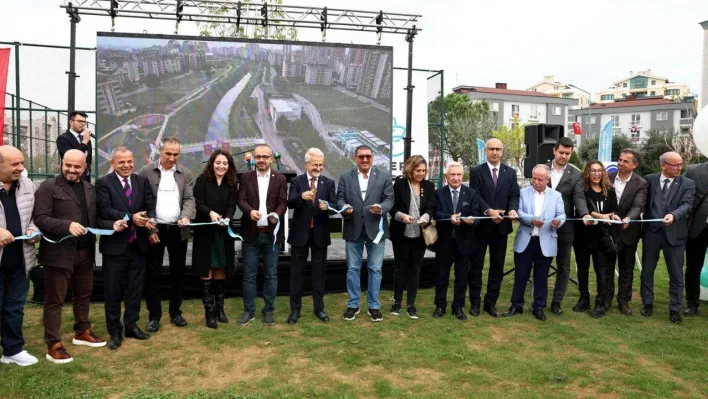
top-left (590, 301), bottom-right (606, 319)
top-left (201, 280), bottom-right (218, 329)
top-left (214, 279), bottom-right (229, 323)
top-left (572, 295), bottom-right (590, 312)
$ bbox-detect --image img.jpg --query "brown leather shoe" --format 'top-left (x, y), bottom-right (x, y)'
top-left (73, 328), bottom-right (107, 348)
top-left (618, 303), bottom-right (632, 316)
top-left (46, 342), bottom-right (73, 364)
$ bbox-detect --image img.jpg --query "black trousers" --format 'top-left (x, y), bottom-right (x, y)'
top-left (574, 242), bottom-right (615, 305)
top-left (392, 235), bottom-right (426, 306)
top-left (685, 225), bottom-right (708, 308)
top-left (616, 241), bottom-right (638, 306)
top-left (144, 224), bottom-right (187, 321)
top-left (511, 237), bottom-right (552, 312)
top-left (434, 239), bottom-right (470, 311)
top-left (103, 243), bottom-right (146, 336)
top-left (468, 227), bottom-right (509, 307)
top-left (289, 230), bottom-right (327, 313)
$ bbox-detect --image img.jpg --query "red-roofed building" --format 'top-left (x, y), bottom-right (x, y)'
top-left (453, 83), bottom-right (578, 130)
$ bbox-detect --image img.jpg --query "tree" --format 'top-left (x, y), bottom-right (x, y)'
top-left (198, 0), bottom-right (298, 40)
top-left (144, 74), bottom-right (160, 89)
top-left (428, 93), bottom-right (498, 168)
top-left (635, 130), bottom-right (707, 176)
top-left (492, 115), bottom-right (525, 172)
top-left (577, 133), bottom-right (636, 164)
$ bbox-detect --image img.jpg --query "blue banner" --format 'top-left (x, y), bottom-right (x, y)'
top-left (598, 119), bottom-right (614, 163)
top-left (477, 138), bottom-right (486, 164)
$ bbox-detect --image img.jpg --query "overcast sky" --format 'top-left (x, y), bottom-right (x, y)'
top-left (2, 0), bottom-right (708, 108)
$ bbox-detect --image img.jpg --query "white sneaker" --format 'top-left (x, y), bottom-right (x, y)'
top-left (0, 350), bottom-right (39, 366)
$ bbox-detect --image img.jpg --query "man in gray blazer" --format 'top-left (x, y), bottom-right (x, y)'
top-left (336, 145), bottom-right (394, 322)
top-left (641, 152), bottom-right (695, 324)
top-left (608, 149), bottom-right (648, 316)
top-left (138, 137), bottom-right (195, 332)
top-left (683, 160), bottom-right (708, 317)
top-left (546, 137), bottom-right (591, 315)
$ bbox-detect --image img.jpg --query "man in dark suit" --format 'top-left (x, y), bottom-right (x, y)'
top-left (684, 160), bottom-right (708, 316)
top-left (433, 162), bottom-right (481, 321)
top-left (286, 147), bottom-right (336, 324)
top-left (641, 151), bottom-right (695, 324)
top-left (336, 145), bottom-right (394, 322)
top-left (34, 150), bottom-right (126, 363)
top-left (546, 137), bottom-right (591, 315)
top-left (608, 149), bottom-right (648, 316)
top-left (468, 138), bottom-right (519, 317)
top-left (96, 146), bottom-right (156, 350)
top-left (237, 145), bottom-right (288, 327)
top-left (56, 111), bottom-right (93, 182)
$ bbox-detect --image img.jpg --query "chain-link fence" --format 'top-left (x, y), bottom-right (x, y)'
top-left (1, 41), bottom-right (97, 181)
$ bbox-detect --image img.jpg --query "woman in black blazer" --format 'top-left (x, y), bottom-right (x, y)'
top-left (389, 155), bottom-right (436, 319)
top-left (192, 149), bottom-right (239, 329)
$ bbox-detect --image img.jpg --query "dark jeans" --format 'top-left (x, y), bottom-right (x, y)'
top-left (685, 225), bottom-right (708, 308)
top-left (616, 241), bottom-right (638, 306)
top-left (392, 235), bottom-right (426, 307)
top-left (574, 242), bottom-right (615, 305)
top-left (102, 244), bottom-right (146, 336)
top-left (468, 227), bottom-right (509, 307)
top-left (0, 262), bottom-right (29, 357)
top-left (434, 239), bottom-right (470, 311)
top-left (43, 249), bottom-right (94, 346)
top-left (290, 230), bottom-right (327, 313)
top-left (551, 233), bottom-right (574, 303)
top-left (511, 237), bottom-right (552, 312)
top-left (242, 231), bottom-right (278, 315)
top-left (641, 229), bottom-right (685, 311)
top-left (144, 225), bottom-right (187, 321)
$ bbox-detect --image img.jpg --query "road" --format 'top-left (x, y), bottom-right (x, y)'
top-left (207, 72), bottom-right (253, 142)
top-left (292, 93), bottom-right (327, 142)
top-left (253, 84), bottom-right (300, 173)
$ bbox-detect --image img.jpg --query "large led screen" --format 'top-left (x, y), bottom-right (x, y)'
top-left (95, 33), bottom-right (393, 178)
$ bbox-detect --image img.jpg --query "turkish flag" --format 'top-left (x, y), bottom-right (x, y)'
top-left (572, 122), bottom-right (582, 136)
top-left (0, 48), bottom-right (10, 144)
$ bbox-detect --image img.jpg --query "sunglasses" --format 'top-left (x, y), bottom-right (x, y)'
top-left (356, 154), bottom-right (373, 160)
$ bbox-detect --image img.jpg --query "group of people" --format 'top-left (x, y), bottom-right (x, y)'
top-left (0, 112), bottom-right (705, 368)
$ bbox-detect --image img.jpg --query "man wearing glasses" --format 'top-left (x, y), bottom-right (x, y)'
top-left (138, 137), bottom-right (195, 333)
top-left (286, 147), bottom-right (336, 324)
top-left (237, 145), bottom-right (288, 326)
top-left (57, 111), bottom-right (93, 182)
top-left (336, 145), bottom-right (394, 322)
top-left (640, 151), bottom-right (695, 324)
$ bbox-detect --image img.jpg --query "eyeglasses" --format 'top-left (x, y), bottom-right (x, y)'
top-left (254, 155), bottom-right (271, 160)
top-left (662, 162), bottom-right (682, 168)
top-left (356, 155), bottom-right (373, 160)
top-left (486, 147), bottom-right (503, 152)
top-left (71, 119), bottom-right (87, 124)
top-left (590, 169), bottom-right (604, 175)
top-left (307, 162), bottom-right (324, 168)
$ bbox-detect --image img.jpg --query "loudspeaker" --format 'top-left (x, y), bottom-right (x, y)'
top-left (523, 124), bottom-right (563, 178)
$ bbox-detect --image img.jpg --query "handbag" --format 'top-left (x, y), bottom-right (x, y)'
top-left (409, 181), bottom-right (438, 246)
top-left (600, 226), bottom-right (619, 253)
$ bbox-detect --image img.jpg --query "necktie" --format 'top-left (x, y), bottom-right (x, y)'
top-left (310, 177), bottom-right (316, 228)
top-left (492, 168), bottom-right (498, 187)
top-left (452, 189), bottom-right (459, 213)
top-left (661, 179), bottom-right (670, 200)
top-left (123, 177), bottom-right (136, 243)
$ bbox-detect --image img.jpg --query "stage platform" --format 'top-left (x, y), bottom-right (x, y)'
top-left (29, 239), bottom-right (437, 303)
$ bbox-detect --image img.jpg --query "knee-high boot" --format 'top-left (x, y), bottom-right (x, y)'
top-left (201, 280), bottom-right (218, 329)
top-left (214, 279), bottom-right (229, 323)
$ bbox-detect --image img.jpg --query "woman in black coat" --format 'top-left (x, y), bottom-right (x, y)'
top-left (389, 155), bottom-right (436, 319)
top-left (192, 149), bottom-right (239, 329)
top-left (573, 160), bottom-right (622, 318)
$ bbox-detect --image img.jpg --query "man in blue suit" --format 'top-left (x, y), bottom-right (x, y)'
top-left (433, 162), bottom-right (481, 320)
top-left (640, 151), bottom-right (695, 324)
top-left (286, 148), bottom-right (336, 324)
top-left (503, 165), bottom-right (565, 321)
top-left (336, 145), bottom-right (394, 322)
top-left (468, 138), bottom-right (520, 318)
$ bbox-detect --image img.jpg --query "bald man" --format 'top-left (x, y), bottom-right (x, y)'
top-left (640, 151), bottom-right (695, 324)
top-left (467, 138), bottom-right (520, 318)
top-left (0, 146), bottom-right (40, 366)
top-left (34, 150), bottom-right (127, 363)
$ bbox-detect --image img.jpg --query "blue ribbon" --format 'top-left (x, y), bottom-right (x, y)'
top-left (320, 200), bottom-right (351, 214)
top-left (15, 227), bottom-right (117, 243)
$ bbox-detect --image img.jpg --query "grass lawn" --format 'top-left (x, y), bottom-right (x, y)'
top-left (1, 237), bottom-right (706, 398)
top-left (290, 87), bottom-right (391, 141)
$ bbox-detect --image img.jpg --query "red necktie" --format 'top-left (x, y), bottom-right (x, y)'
top-left (310, 177), bottom-right (316, 228)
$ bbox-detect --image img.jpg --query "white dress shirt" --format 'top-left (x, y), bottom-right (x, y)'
top-left (70, 129), bottom-right (89, 157)
top-left (659, 174), bottom-right (674, 188)
top-left (357, 169), bottom-right (370, 200)
top-left (614, 172), bottom-right (632, 202)
top-left (532, 189), bottom-right (546, 236)
top-left (487, 161), bottom-right (501, 176)
top-left (116, 172), bottom-right (131, 190)
top-left (257, 169), bottom-right (271, 226)
top-left (155, 164), bottom-right (181, 223)
top-left (550, 161), bottom-right (567, 189)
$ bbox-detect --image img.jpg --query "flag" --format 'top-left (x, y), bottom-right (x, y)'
top-left (0, 48), bottom-right (10, 144)
top-left (477, 138), bottom-right (486, 164)
top-left (598, 119), bottom-right (614, 163)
